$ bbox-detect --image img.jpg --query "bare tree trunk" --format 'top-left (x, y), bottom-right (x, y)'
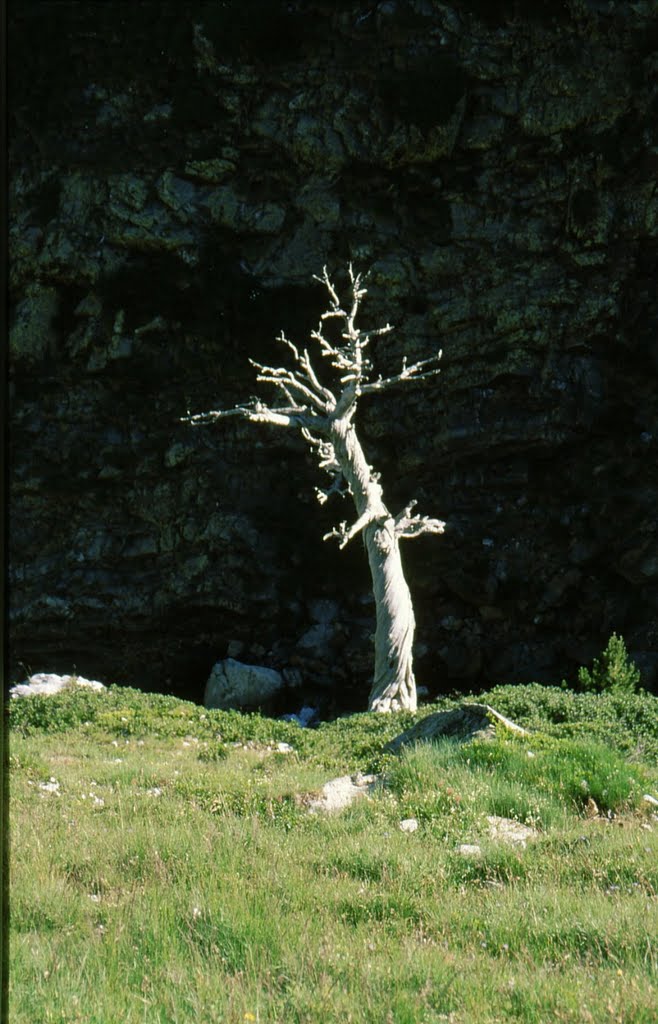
top-left (364, 519), bottom-right (417, 712)
top-left (329, 416), bottom-right (418, 712)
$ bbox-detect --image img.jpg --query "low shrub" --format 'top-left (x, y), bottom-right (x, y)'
top-left (575, 633), bottom-right (642, 694)
top-left (476, 683), bottom-right (658, 761)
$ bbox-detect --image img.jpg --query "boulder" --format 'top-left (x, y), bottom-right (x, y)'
top-left (385, 703), bottom-right (528, 753)
top-left (204, 657), bottom-right (284, 710)
top-left (10, 672), bottom-right (106, 698)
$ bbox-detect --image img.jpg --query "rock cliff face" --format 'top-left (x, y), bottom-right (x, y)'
top-left (9, 1), bottom-right (658, 705)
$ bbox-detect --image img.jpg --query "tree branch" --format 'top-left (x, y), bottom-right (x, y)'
top-left (248, 359), bottom-right (330, 413)
top-left (181, 402), bottom-right (321, 431)
top-left (275, 332), bottom-right (337, 408)
top-left (313, 265), bottom-right (392, 391)
top-left (299, 346), bottom-right (337, 407)
top-left (314, 478), bottom-right (348, 505)
top-left (301, 428), bottom-right (346, 503)
top-left (301, 428), bottom-right (338, 468)
top-left (323, 507), bottom-right (380, 549)
top-left (394, 499), bottom-right (446, 539)
top-left (359, 351), bottom-right (442, 396)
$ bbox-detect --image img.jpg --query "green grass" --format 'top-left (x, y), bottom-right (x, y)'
top-left (8, 684), bottom-right (658, 1023)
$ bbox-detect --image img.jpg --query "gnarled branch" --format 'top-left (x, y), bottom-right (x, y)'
top-left (248, 359), bottom-right (331, 413)
top-left (359, 351), bottom-right (442, 396)
top-left (394, 499), bottom-right (446, 539)
top-left (323, 507), bottom-right (380, 549)
top-left (181, 402), bottom-right (319, 431)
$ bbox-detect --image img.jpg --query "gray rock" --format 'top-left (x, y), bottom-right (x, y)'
top-left (9, 286), bottom-right (59, 365)
top-left (204, 658), bottom-right (284, 710)
top-left (385, 703), bottom-right (529, 754)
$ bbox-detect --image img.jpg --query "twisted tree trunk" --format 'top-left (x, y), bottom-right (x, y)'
top-left (329, 416), bottom-right (417, 711)
top-left (365, 519), bottom-right (417, 712)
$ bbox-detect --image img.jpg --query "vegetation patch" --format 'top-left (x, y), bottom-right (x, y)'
top-left (9, 681), bottom-right (658, 1022)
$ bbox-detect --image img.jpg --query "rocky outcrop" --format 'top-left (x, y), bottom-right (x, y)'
top-left (8, 2), bottom-right (658, 705)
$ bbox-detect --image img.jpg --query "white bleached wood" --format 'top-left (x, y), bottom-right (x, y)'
top-left (181, 266), bottom-right (444, 712)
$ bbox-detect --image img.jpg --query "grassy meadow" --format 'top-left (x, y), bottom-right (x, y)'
top-left (8, 682), bottom-right (658, 1023)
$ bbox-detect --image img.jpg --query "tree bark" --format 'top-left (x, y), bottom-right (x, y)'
top-left (329, 415), bottom-right (418, 712)
top-left (364, 518), bottom-right (417, 712)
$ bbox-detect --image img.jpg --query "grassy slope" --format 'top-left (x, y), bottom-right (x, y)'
top-left (8, 684), bottom-right (658, 1024)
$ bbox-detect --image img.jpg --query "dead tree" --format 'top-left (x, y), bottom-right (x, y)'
top-left (182, 267), bottom-right (444, 712)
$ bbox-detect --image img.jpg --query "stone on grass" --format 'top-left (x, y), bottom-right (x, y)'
top-left (486, 815), bottom-right (538, 848)
top-left (38, 778), bottom-right (60, 794)
top-left (303, 773), bottom-right (378, 814)
top-left (457, 816), bottom-right (539, 857)
top-left (399, 818), bottom-right (419, 833)
top-left (458, 844), bottom-right (482, 857)
top-left (10, 673), bottom-right (106, 698)
top-left (204, 657), bottom-right (284, 710)
top-left (385, 703), bottom-right (529, 753)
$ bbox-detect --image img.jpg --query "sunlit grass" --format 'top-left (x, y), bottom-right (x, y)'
top-left (9, 685), bottom-right (658, 1022)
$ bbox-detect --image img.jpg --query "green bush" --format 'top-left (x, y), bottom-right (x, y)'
top-left (8, 685), bottom-right (305, 746)
top-left (576, 634), bottom-right (641, 694)
top-left (478, 683), bottom-right (658, 761)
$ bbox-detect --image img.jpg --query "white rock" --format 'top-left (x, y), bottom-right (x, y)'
top-left (399, 818), bottom-right (419, 833)
top-left (38, 778), bottom-right (60, 793)
top-left (280, 705), bottom-right (318, 727)
top-left (487, 816), bottom-right (538, 847)
top-left (643, 794), bottom-right (658, 807)
top-left (306, 773), bottom-right (378, 813)
top-left (11, 673), bottom-right (106, 698)
top-left (204, 658), bottom-right (284, 710)
top-left (458, 844), bottom-right (482, 857)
